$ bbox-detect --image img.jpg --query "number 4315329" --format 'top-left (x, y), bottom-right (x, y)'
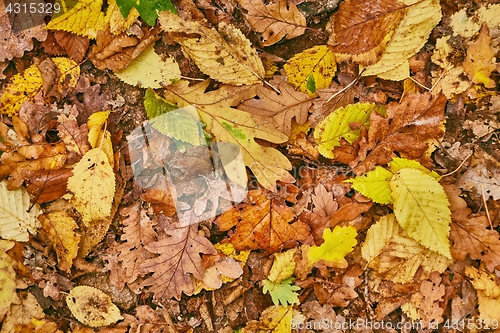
top-left (5, 1), bottom-right (61, 14)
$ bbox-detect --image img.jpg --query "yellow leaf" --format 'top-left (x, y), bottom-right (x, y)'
top-left (361, 214), bottom-right (401, 264)
top-left (214, 243), bottom-right (250, 264)
top-left (1, 291), bottom-right (44, 332)
top-left (465, 266), bottom-right (500, 321)
top-left (158, 11), bottom-right (265, 86)
top-left (307, 226), bottom-right (357, 267)
top-left (0, 180), bottom-right (40, 242)
top-left (87, 111), bottom-right (114, 165)
top-left (0, 64), bottom-right (42, 116)
top-left (267, 249), bottom-right (296, 283)
top-left (0, 240), bottom-right (18, 322)
top-left (314, 102), bottom-right (386, 159)
top-left (363, 0), bottom-right (442, 79)
top-left (115, 44), bottom-right (180, 89)
top-left (390, 168), bottom-right (451, 258)
top-left (463, 24), bottom-right (496, 89)
top-left (284, 45), bottom-right (336, 96)
top-left (65, 286), bottom-right (123, 327)
top-left (106, 0), bottom-right (139, 35)
top-left (52, 57), bottom-right (80, 92)
top-left (345, 165), bottom-right (394, 204)
top-left (241, 305), bottom-right (293, 333)
top-left (67, 148), bottom-right (116, 225)
top-left (38, 211), bottom-right (81, 273)
top-left (238, 0), bottom-right (306, 46)
top-left (388, 157), bottom-right (441, 180)
top-left (163, 80), bottom-right (293, 191)
top-left (47, 0), bottom-right (107, 38)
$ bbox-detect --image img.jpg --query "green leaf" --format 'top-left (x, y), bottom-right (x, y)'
top-left (390, 168), bottom-right (452, 259)
top-left (144, 88), bottom-right (178, 119)
top-left (345, 165), bottom-right (394, 204)
top-left (262, 277), bottom-right (300, 306)
top-left (115, 0), bottom-right (177, 26)
top-left (307, 226), bottom-right (357, 266)
top-left (314, 103), bottom-right (386, 159)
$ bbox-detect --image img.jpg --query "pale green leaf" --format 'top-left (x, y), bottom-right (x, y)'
top-left (262, 277), bottom-right (300, 306)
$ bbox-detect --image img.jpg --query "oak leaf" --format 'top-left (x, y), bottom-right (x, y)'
top-left (139, 223), bottom-right (217, 300)
top-left (66, 148), bottom-right (116, 225)
top-left (0, 240), bottom-right (18, 322)
top-left (306, 226), bottom-right (357, 269)
top-left (158, 11), bottom-right (265, 86)
top-left (465, 266), bottom-right (500, 322)
top-left (311, 183), bottom-right (338, 218)
top-left (162, 80), bottom-right (294, 191)
top-left (353, 92), bottom-right (447, 175)
top-left (0, 291), bottom-right (44, 332)
top-left (328, 0), bottom-right (407, 65)
top-left (66, 286), bottom-right (123, 327)
top-left (417, 272), bottom-right (445, 328)
top-left (57, 110), bottom-right (91, 163)
top-left (457, 147), bottom-right (500, 200)
top-left (262, 277), bottom-right (300, 306)
top-left (116, 202), bottom-right (157, 286)
top-left (238, 76), bottom-right (313, 136)
top-left (283, 45), bottom-right (337, 96)
top-left (362, 0), bottom-right (442, 79)
top-left (237, 0), bottom-right (306, 46)
top-left (38, 211), bottom-right (80, 273)
top-left (215, 189), bottom-right (311, 254)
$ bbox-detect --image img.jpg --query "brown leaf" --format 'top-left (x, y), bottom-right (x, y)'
top-left (215, 188), bottom-right (311, 254)
top-left (417, 272), bottom-right (445, 328)
top-left (330, 202), bottom-right (372, 227)
top-left (328, 0), bottom-right (407, 65)
top-left (57, 108), bottom-right (90, 163)
top-left (25, 168), bottom-right (73, 203)
top-left (53, 31), bottom-right (90, 63)
top-left (117, 202), bottom-right (158, 287)
top-left (311, 183), bottom-right (338, 218)
top-left (69, 75), bottom-right (113, 123)
top-left (139, 223), bottom-right (217, 300)
top-left (238, 76), bottom-right (313, 136)
top-left (238, 0), bottom-right (307, 46)
top-left (352, 92), bottom-right (447, 175)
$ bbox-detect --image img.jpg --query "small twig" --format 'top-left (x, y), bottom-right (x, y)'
top-left (326, 68), bottom-right (365, 103)
top-left (481, 184), bottom-right (493, 229)
top-left (441, 153), bottom-right (473, 178)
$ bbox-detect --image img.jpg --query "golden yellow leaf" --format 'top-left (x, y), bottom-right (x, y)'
top-left (284, 45), bottom-right (336, 96)
top-left (238, 0), bottom-right (306, 46)
top-left (52, 57), bottom-right (80, 92)
top-left (38, 211), bottom-right (81, 273)
top-left (87, 111), bottom-right (114, 165)
top-left (47, 0), bottom-right (107, 38)
top-left (0, 180), bottom-right (40, 242)
top-left (241, 305), bottom-right (293, 333)
top-left (465, 266), bottom-right (500, 321)
top-left (0, 64), bottom-right (42, 116)
top-left (67, 148), bottom-right (116, 225)
top-left (65, 286), bottom-right (123, 327)
top-left (362, 0), bottom-right (442, 79)
top-left (106, 0), bottom-right (139, 35)
top-left (307, 226), bottom-right (357, 268)
top-left (463, 24), bottom-right (496, 89)
top-left (115, 44), bottom-right (181, 88)
top-left (214, 243), bottom-right (250, 264)
top-left (158, 11), bottom-right (265, 86)
top-left (390, 168), bottom-right (452, 259)
top-left (267, 249), bottom-right (296, 283)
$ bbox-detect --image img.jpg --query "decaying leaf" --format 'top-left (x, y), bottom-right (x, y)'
top-left (0, 291), bottom-right (45, 332)
top-left (0, 240), bottom-right (18, 322)
top-left (328, 0), bottom-right (407, 65)
top-left (284, 45), bottom-right (337, 96)
top-left (463, 24), bottom-right (496, 89)
top-left (457, 147), bottom-right (500, 200)
top-left (158, 11), bottom-right (265, 86)
top-left (0, 64), bottom-right (43, 116)
top-left (215, 188), bottom-right (311, 254)
top-left (238, 75), bottom-right (313, 136)
top-left (465, 266), bottom-right (500, 322)
top-left (115, 44), bottom-right (181, 88)
top-left (139, 223), bottom-right (217, 300)
top-left (66, 286), bottom-right (123, 327)
top-left (238, 0), bottom-right (306, 46)
top-left (241, 305), bottom-right (294, 333)
top-left (0, 180), bottom-right (40, 242)
top-left (66, 148), bottom-right (116, 225)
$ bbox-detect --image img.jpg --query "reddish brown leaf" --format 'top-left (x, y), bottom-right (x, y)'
top-left (139, 223), bottom-right (217, 300)
top-left (417, 272), bottom-right (445, 328)
top-left (215, 188), bottom-right (311, 254)
top-left (330, 202), bottom-right (372, 227)
top-left (26, 168), bottom-right (73, 203)
top-left (54, 31), bottom-right (90, 63)
top-left (328, 0), bottom-right (407, 64)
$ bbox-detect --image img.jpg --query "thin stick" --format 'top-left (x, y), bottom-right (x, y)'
top-left (481, 184), bottom-right (493, 229)
top-left (326, 68), bottom-right (365, 103)
top-left (441, 153), bottom-right (473, 178)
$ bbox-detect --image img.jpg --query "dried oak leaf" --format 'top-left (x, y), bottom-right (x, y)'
top-left (215, 188), bottom-right (311, 254)
top-left (238, 75), bottom-right (313, 136)
top-left (352, 92), bottom-right (446, 175)
top-left (139, 223), bottom-right (217, 301)
top-left (0, 291), bottom-right (44, 332)
top-left (417, 272), bottom-right (445, 328)
top-left (328, 0), bottom-right (407, 65)
top-left (57, 110), bottom-right (91, 164)
top-left (0, 0), bottom-right (47, 62)
top-left (238, 0), bottom-right (306, 46)
top-left (116, 202), bottom-right (157, 287)
top-left (69, 75), bottom-right (113, 123)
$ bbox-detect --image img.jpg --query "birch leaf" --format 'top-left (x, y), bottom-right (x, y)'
top-left (390, 168), bottom-right (451, 259)
top-left (284, 45), bottom-right (337, 96)
top-left (237, 0), bottom-right (306, 46)
top-left (345, 165), bottom-right (394, 204)
top-left (0, 64), bottom-right (43, 116)
top-left (0, 180), bottom-right (40, 242)
top-left (66, 148), bottom-right (116, 225)
top-left (47, 0), bottom-right (107, 39)
top-left (363, 0), bottom-right (442, 79)
top-left (115, 44), bottom-right (181, 89)
top-left (158, 11), bottom-right (265, 86)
